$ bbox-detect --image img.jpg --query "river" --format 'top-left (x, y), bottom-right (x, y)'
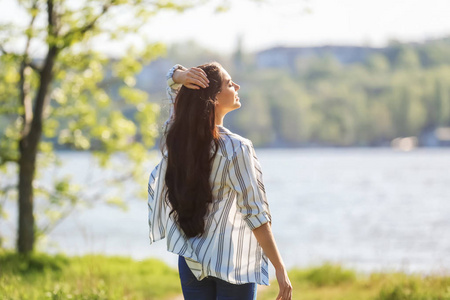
top-left (1, 147), bottom-right (449, 276)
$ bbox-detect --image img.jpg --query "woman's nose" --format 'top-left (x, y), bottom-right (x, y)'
top-left (235, 83), bottom-right (240, 91)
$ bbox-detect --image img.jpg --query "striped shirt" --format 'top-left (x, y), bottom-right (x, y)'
top-left (147, 65), bottom-right (272, 285)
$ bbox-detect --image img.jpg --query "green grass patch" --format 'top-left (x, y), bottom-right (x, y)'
top-left (2, 249), bottom-right (450, 300)
top-left (373, 272), bottom-right (450, 300)
top-left (258, 264), bottom-right (450, 300)
top-left (290, 262), bottom-right (357, 287)
top-left (0, 248), bottom-right (181, 300)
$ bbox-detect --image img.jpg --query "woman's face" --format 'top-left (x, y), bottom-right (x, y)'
top-left (215, 67), bottom-right (240, 114)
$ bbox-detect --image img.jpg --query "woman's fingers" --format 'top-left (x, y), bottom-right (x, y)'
top-left (275, 268), bottom-right (292, 300)
top-left (191, 78), bottom-right (207, 88)
top-left (276, 286), bottom-right (293, 300)
top-left (190, 73), bottom-right (208, 88)
top-left (286, 284), bottom-right (293, 300)
top-left (184, 83), bottom-right (200, 89)
top-left (186, 68), bottom-right (209, 88)
top-left (285, 280), bottom-right (293, 300)
top-left (192, 67), bottom-right (209, 83)
top-left (181, 67), bottom-right (210, 89)
top-left (284, 288), bottom-right (290, 300)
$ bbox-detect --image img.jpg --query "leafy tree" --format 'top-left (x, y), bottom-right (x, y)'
top-left (419, 39), bottom-right (450, 67)
top-left (0, 0), bottom-right (202, 255)
top-left (231, 88), bottom-right (275, 146)
top-left (365, 53), bottom-right (390, 73)
top-left (270, 78), bottom-right (314, 145)
top-left (396, 48), bottom-right (421, 70)
top-left (434, 70), bottom-right (450, 125)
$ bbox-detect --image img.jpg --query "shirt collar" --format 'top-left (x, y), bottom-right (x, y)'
top-left (216, 125), bottom-right (232, 135)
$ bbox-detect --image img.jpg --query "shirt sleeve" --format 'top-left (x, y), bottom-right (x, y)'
top-left (163, 64), bottom-right (187, 134)
top-left (229, 140), bottom-right (272, 230)
top-left (148, 158), bottom-right (168, 243)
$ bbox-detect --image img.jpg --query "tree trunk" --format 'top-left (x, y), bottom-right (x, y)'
top-left (17, 46), bottom-right (58, 254)
top-left (17, 139), bottom-right (36, 254)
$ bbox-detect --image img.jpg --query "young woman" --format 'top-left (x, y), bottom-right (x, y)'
top-left (148, 62), bottom-right (292, 300)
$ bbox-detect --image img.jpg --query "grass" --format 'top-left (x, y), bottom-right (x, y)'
top-left (258, 263), bottom-right (450, 300)
top-left (1, 249), bottom-right (450, 300)
top-left (0, 248), bottom-right (181, 300)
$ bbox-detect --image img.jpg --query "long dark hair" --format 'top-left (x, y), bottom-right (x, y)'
top-left (163, 62), bottom-right (223, 238)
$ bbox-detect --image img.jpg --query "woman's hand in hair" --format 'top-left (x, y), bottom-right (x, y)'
top-left (173, 67), bottom-right (210, 89)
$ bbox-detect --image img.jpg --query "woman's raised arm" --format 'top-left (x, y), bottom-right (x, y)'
top-left (163, 65), bottom-right (209, 134)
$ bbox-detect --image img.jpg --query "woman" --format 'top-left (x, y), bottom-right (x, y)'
top-left (148, 62), bottom-right (292, 300)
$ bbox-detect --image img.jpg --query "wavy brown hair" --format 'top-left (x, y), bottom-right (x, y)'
top-left (163, 62), bottom-right (223, 238)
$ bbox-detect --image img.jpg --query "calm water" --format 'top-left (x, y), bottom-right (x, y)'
top-left (1, 148), bottom-right (450, 276)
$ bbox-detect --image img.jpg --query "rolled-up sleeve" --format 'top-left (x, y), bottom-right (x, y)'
top-left (229, 140), bottom-right (272, 230)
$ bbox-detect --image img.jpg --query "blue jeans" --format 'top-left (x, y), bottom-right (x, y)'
top-left (178, 256), bottom-right (257, 300)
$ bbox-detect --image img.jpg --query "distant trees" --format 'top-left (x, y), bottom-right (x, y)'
top-left (222, 38), bottom-right (450, 147)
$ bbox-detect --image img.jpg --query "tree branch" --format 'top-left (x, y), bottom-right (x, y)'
top-left (18, 61), bottom-right (34, 139)
top-left (18, 0), bottom-right (40, 139)
top-left (38, 205), bottom-right (77, 237)
top-left (0, 154), bottom-right (19, 165)
top-left (32, 182), bottom-right (79, 236)
top-left (30, 0), bottom-right (60, 145)
top-left (33, 172), bottom-right (129, 236)
top-left (88, 170), bottom-right (134, 187)
top-left (62, 2), bottom-right (113, 47)
top-left (0, 44), bottom-right (9, 55)
top-left (47, 0), bottom-right (54, 31)
top-left (0, 184), bottom-right (18, 194)
top-left (0, 184), bottom-right (18, 209)
top-left (28, 61), bottom-right (41, 73)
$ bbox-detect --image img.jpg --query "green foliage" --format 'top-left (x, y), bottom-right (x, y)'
top-left (258, 265), bottom-right (450, 300)
top-left (234, 88), bottom-right (275, 146)
top-left (0, 250), bottom-right (70, 274)
top-left (222, 39), bottom-right (450, 147)
top-left (172, 40), bottom-right (450, 148)
top-left (0, 0), bottom-right (202, 250)
top-left (0, 249), bottom-right (181, 300)
top-left (374, 273), bottom-right (450, 300)
top-left (289, 263), bottom-right (356, 287)
top-left (2, 250), bottom-right (450, 300)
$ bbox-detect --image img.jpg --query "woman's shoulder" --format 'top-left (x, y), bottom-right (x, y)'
top-left (216, 126), bottom-right (253, 159)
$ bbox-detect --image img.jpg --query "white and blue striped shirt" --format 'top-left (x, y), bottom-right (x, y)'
top-left (147, 65), bottom-right (272, 285)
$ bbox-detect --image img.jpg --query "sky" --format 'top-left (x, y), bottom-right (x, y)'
top-left (140, 0), bottom-right (450, 54)
top-left (1, 0), bottom-right (450, 55)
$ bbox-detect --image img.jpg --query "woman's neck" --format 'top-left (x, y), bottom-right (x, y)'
top-left (215, 113), bottom-right (225, 127)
